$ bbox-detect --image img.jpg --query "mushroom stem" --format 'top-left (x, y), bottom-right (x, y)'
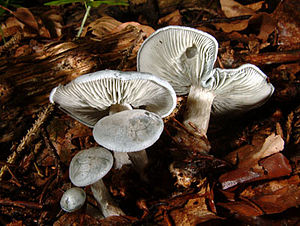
top-left (183, 85), bottom-right (215, 136)
top-left (127, 150), bottom-right (149, 180)
top-left (91, 179), bottom-right (125, 217)
top-left (109, 103), bottom-right (133, 115)
top-left (109, 103), bottom-right (133, 169)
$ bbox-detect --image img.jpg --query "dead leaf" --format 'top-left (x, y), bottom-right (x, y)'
top-left (169, 184), bottom-right (221, 225)
top-left (218, 134), bottom-right (291, 189)
top-left (54, 212), bottom-right (100, 226)
top-left (220, 0), bottom-right (255, 18)
top-left (225, 133), bottom-right (284, 168)
top-left (81, 16), bottom-right (122, 38)
top-left (13, 8), bottom-right (38, 31)
top-left (158, 10), bottom-right (182, 26)
top-left (214, 19), bottom-right (250, 33)
top-left (41, 9), bottom-right (64, 39)
top-left (6, 221), bottom-right (23, 226)
top-left (246, 1), bottom-right (264, 11)
top-left (240, 175), bottom-right (300, 214)
top-left (111, 22), bottom-right (155, 37)
top-left (218, 199), bottom-right (263, 216)
top-left (248, 13), bottom-right (276, 41)
top-left (0, 17), bottom-right (24, 39)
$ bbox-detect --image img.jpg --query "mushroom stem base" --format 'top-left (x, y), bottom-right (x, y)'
top-left (127, 150), bottom-right (149, 170)
top-left (184, 85), bottom-right (215, 136)
top-left (91, 179), bottom-right (124, 217)
top-left (128, 150), bottom-right (149, 181)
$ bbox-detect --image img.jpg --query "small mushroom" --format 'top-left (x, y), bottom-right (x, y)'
top-left (69, 147), bottom-right (124, 217)
top-left (93, 109), bottom-right (164, 176)
top-left (60, 187), bottom-right (86, 213)
top-left (137, 26), bottom-right (274, 137)
top-left (50, 70), bottom-right (176, 169)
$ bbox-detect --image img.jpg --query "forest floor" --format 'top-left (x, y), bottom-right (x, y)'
top-left (0, 0), bottom-right (299, 225)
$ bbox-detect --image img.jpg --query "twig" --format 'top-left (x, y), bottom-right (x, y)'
top-left (0, 103), bottom-right (54, 180)
top-left (0, 198), bottom-right (43, 209)
top-left (244, 50), bottom-right (300, 65)
top-left (0, 5), bottom-right (14, 15)
top-left (39, 173), bottom-right (56, 204)
top-left (6, 166), bottom-right (21, 187)
top-left (41, 128), bottom-right (63, 179)
top-left (34, 162), bottom-right (44, 178)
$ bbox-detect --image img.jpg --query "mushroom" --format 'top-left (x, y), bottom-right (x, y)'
top-left (50, 70), bottom-right (176, 169)
top-left (93, 109), bottom-right (164, 176)
top-left (137, 26), bottom-right (274, 137)
top-left (69, 147), bottom-right (124, 217)
top-left (60, 187), bottom-right (86, 213)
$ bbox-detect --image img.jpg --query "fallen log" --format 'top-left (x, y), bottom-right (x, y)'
top-left (0, 26), bottom-right (142, 143)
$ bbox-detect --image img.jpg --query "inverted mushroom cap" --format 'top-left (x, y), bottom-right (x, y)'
top-left (138, 26), bottom-right (274, 117)
top-left (137, 25), bottom-right (218, 95)
top-left (69, 147), bottom-right (113, 187)
top-left (60, 187), bottom-right (86, 212)
top-left (93, 109), bottom-right (163, 152)
top-left (49, 70), bottom-right (176, 127)
top-left (211, 64), bottom-right (275, 115)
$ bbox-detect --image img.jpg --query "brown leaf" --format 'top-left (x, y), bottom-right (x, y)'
top-left (54, 212), bottom-right (100, 226)
top-left (218, 200), bottom-right (263, 217)
top-left (219, 134), bottom-right (290, 189)
top-left (111, 22), bottom-right (155, 37)
top-left (248, 13), bottom-right (276, 41)
top-left (240, 175), bottom-right (300, 214)
top-left (220, 0), bottom-right (255, 18)
top-left (6, 221), bottom-right (23, 226)
top-left (170, 196), bottom-right (221, 225)
top-left (214, 19), bottom-right (250, 33)
top-left (259, 153), bottom-right (291, 178)
top-left (41, 9), bottom-right (64, 39)
top-left (0, 17), bottom-right (24, 39)
top-left (98, 215), bottom-right (136, 225)
top-left (169, 185), bottom-right (221, 225)
top-left (158, 10), bottom-right (182, 26)
top-left (81, 16), bottom-right (122, 38)
top-left (13, 8), bottom-right (38, 31)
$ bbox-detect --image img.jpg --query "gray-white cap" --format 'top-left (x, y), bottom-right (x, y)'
top-left (49, 70), bottom-right (176, 127)
top-left (60, 187), bottom-right (86, 212)
top-left (93, 109), bottom-right (164, 152)
top-left (211, 64), bottom-right (274, 116)
top-left (137, 25), bottom-right (218, 95)
top-left (137, 26), bottom-right (274, 116)
top-left (69, 147), bottom-right (113, 187)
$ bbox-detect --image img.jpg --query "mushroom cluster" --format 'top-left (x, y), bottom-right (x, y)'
top-left (69, 147), bottom-right (124, 217)
top-left (50, 70), bottom-right (176, 171)
top-left (51, 25), bottom-right (275, 218)
top-left (137, 26), bottom-right (274, 138)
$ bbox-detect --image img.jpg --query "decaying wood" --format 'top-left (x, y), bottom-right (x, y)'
top-left (243, 50), bottom-right (300, 65)
top-left (0, 26), bottom-right (142, 143)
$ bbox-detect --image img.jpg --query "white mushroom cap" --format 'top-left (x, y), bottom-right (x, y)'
top-left (211, 64), bottom-right (275, 115)
top-left (69, 147), bottom-right (113, 187)
top-left (93, 109), bottom-right (163, 152)
top-left (60, 187), bottom-right (86, 212)
top-left (137, 26), bottom-right (274, 117)
top-left (49, 70), bottom-right (176, 127)
top-left (137, 25), bottom-right (218, 95)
